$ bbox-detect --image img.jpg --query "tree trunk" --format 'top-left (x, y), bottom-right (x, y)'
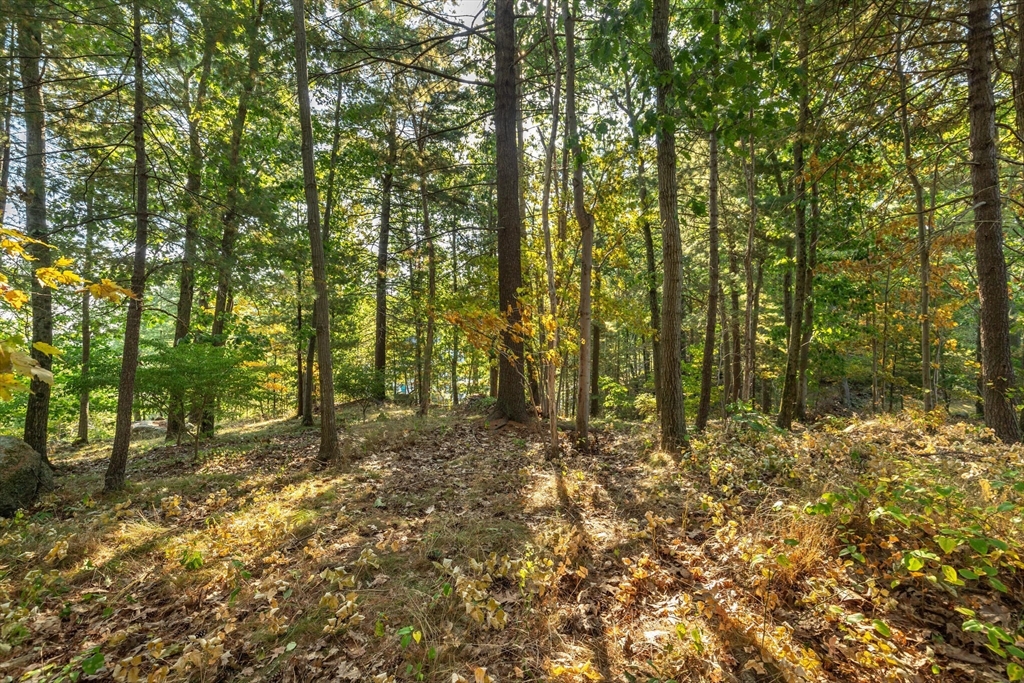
top-left (651, 0), bottom-right (687, 449)
top-left (777, 0), bottom-right (810, 430)
top-left (304, 83), bottom-right (345, 425)
top-left (590, 271), bottom-right (602, 417)
top-left (566, 1), bottom-right (594, 438)
top-left (168, 27), bottom-right (216, 440)
top-left (19, 5), bottom-right (52, 462)
top-left (494, 0), bottom-right (528, 422)
top-left (104, 0), bottom-right (148, 491)
top-left (541, 0), bottom-right (561, 447)
top-left (622, 79), bottom-right (660, 416)
top-left (726, 209), bottom-right (742, 405)
top-left (75, 185), bottom-right (95, 445)
top-left (302, 334), bottom-right (315, 425)
top-left (451, 230), bottom-right (460, 405)
top-left (797, 175), bottom-right (819, 419)
top-left (374, 125), bottom-right (397, 401)
top-left (696, 126), bottom-right (720, 432)
top-left (292, 0), bottom-right (342, 462)
top-left (967, 0), bottom-right (1020, 442)
top-left (896, 23), bottom-right (932, 412)
top-left (0, 23), bottom-right (13, 225)
top-left (742, 132), bottom-right (757, 402)
top-left (418, 147), bottom-right (436, 417)
top-left (211, 0), bottom-right (265, 341)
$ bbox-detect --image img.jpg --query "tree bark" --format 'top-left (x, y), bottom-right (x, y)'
top-left (777, 0), bottom-right (810, 430)
top-left (211, 0), bottom-right (265, 341)
top-left (494, 0), bottom-right (528, 422)
top-left (696, 125), bottom-right (720, 432)
top-left (19, 5), bottom-right (52, 461)
top-left (418, 141), bottom-right (436, 417)
top-left (292, 0), bottom-right (342, 462)
top-left (742, 129), bottom-right (757, 402)
top-left (566, 1), bottom-right (594, 438)
top-left (374, 124), bottom-right (397, 401)
top-left (451, 229), bottom-right (460, 406)
top-left (104, 0), bottom-right (148, 491)
top-left (967, 0), bottom-right (1020, 442)
top-left (896, 22), bottom-right (932, 412)
top-left (75, 185), bottom-right (95, 445)
top-left (302, 81), bottom-right (344, 426)
top-left (796, 175), bottom-right (819, 419)
top-left (651, 0), bottom-right (687, 449)
top-left (0, 23), bottom-right (13, 225)
top-left (168, 24), bottom-right (216, 440)
top-left (541, 0), bottom-right (561, 447)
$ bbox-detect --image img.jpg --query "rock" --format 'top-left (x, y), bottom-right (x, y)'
top-left (131, 420), bottom-right (166, 440)
top-left (0, 437), bottom-right (54, 517)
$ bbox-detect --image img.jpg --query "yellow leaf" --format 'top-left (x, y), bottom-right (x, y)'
top-left (32, 341), bottom-right (62, 357)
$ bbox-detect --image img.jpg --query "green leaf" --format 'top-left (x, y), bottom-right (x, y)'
top-left (1007, 645), bottom-right (1024, 659)
top-left (1009, 663), bottom-right (1024, 682)
top-left (285, 641), bottom-right (296, 652)
top-left (872, 620), bottom-right (892, 638)
top-left (989, 577), bottom-right (1009, 593)
top-left (959, 568), bottom-right (979, 580)
top-left (968, 538), bottom-right (990, 554)
top-left (905, 555), bottom-right (924, 572)
top-left (776, 554), bottom-right (792, 568)
top-left (81, 650), bottom-right (104, 675)
top-left (935, 536), bottom-right (958, 554)
top-left (941, 565), bottom-right (963, 585)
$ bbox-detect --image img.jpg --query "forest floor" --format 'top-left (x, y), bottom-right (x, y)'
top-left (2, 404), bottom-right (1023, 683)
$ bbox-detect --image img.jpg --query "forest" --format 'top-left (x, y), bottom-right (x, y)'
top-left (2, 0), bottom-right (1024, 680)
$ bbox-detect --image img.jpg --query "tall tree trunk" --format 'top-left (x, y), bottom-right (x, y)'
top-left (19, 5), bottom-right (52, 461)
top-left (797, 175), bottom-right (819, 419)
top-left (374, 125), bottom-right (397, 401)
top-left (541, 0), bottom-right (561, 447)
top-left (297, 275), bottom-right (305, 418)
top-left (651, 0), bottom-right (687, 449)
top-left (742, 129), bottom-right (757, 402)
top-left (168, 26), bottom-right (216, 440)
top-left (104, 0), bottom-right (148, 491)
top-left (451, 230), bottom-right (460, 406)
top-left (0, 23), bottom-right (13, 225)
top-left (292, 0), bottom-right (342, 462)
top-left (622, 79), bottom-right (661, 415)
top-left (494, 0), bottom-right (528, 422)
top-left (566, 0), bottom-right (594, 438)
top-left (726, 212), bottom-right (742, 404)
top-left (777, 0), bottom-right (810, 430)
top-left (418, 144), bottom-right (436, 417)
top-left (896, 22), bottom-right (932, 411)
top-left (75, 185), bottom-right (95, 445)
top-left (590, 270), bottom-right (602, 417)
top-left (1013, 0), bottom-right (1024, 147)
top-left (211, 0), bottom-right (265, 341)
top-left (696, 125), bottom-right (720, 432)
top-left (967, 0), bottom-right (1020, 442)
top-left (302, 81), bottom-right (344, 426)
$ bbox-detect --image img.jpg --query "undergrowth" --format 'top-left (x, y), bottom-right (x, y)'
top-left (0, 408), bottom-right (1021, 682)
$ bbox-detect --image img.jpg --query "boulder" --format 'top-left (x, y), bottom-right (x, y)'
top-left (0, 436), bottom-right (54, 517)
top-left (131, 420), bottom-right (167, 440)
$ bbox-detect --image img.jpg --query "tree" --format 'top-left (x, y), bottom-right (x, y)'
top-left (104, 0), bottom-right (149, 492)
top-left (19, 2), bottom-right (52, 461)
top-left (967, 0), bottom-right (1019, 442)
top-left (567, 0), bottom-right (595, 439)
top-left (493, 0), bottom-right (528, 423)
top-left (292, 0), bottom-right (342, 463)
top-left (651, 0), bottom-right (686, 449)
